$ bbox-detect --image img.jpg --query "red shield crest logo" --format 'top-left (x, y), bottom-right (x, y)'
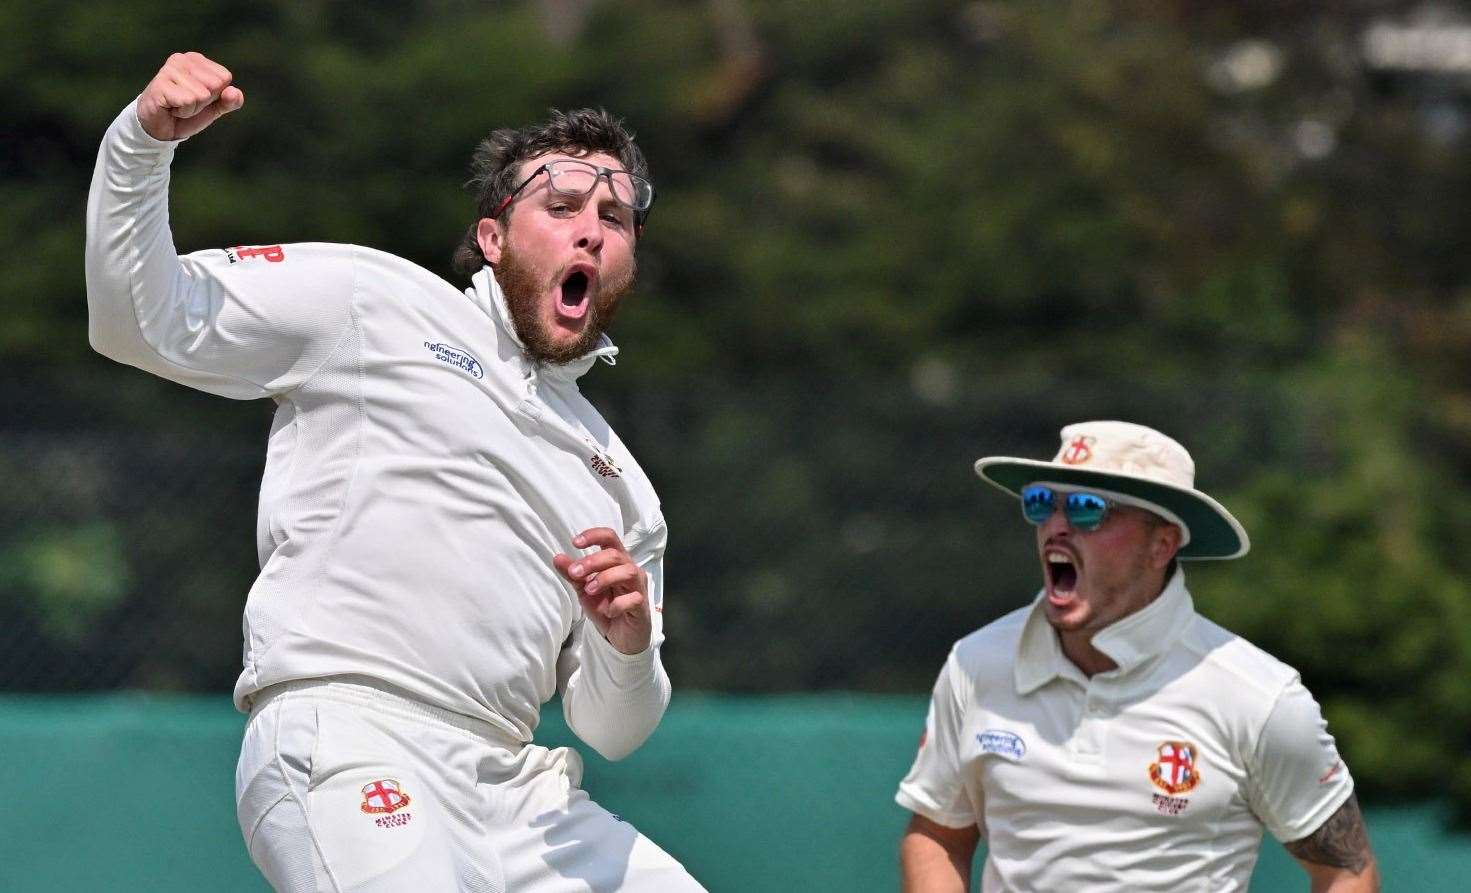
top-left (1061, 436), bottom-right (1094, 465)
top-left (360, 779), bottom-right (412, 814)
top-left (1148, 741), bottom-right (1201, 795)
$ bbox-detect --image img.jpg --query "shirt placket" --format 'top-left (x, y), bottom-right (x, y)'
top-left (1069, 677), bottom-right (1111, 767)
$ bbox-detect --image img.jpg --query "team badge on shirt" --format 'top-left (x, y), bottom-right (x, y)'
top-left (360, 779), bottom-right (412, 814)
top-left (1148, 740), bottom-right (1202, 795)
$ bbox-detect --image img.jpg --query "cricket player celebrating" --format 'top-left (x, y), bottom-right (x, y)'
top-left (898, 421), bottom-right (1380, 891)
top-left (86, 52), bottom-right (705, 892)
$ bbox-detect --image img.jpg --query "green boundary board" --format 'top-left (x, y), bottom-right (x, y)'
top-left (1, 694), bottom-right (1464, 890)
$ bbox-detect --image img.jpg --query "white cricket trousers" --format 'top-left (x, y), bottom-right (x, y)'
top-left (235, 677), bottom-right (705, 892)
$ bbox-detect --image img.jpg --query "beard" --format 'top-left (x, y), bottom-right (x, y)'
top-left (495, 244), bottom-right (636, 364)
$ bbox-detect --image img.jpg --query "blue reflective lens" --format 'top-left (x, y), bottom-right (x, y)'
top-left (1064, 492), bottom-right (1109, 530)
top-left (1020, 485), bottom-right (1056, 525)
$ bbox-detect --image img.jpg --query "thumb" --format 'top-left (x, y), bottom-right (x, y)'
top-left (175, 87), bottom-right (245, 140)
top-left (219, 85), bottom-right (245, 114)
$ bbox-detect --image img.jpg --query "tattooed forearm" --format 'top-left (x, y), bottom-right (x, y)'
top-left (1284, 794), bottom-right (1372, 874)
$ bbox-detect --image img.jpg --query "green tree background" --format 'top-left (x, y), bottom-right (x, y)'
top-left (5, 0), bottom-right (1470, 817)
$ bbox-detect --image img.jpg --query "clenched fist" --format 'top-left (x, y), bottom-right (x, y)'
top-left (137, 52), bottom-right (244, 141)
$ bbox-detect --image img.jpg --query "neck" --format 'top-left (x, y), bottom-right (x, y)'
top-left (1059, 632), bottom-right (1117, 677)
top-left (1058, 566), bottom-right (1172, 678)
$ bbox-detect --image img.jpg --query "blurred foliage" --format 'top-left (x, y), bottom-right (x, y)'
top-left (4, 0), bottom-right (1471, 815)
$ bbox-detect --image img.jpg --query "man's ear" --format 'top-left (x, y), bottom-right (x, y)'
top-left (1152, 524), bottom-right (1183, 569)
top-left (476, 217), bottom-right (504, 266)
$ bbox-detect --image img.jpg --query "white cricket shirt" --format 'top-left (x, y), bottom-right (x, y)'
top-left (85, 101), bottom-right (671, 760)
top-left (897, 569), bottom-right (1354, 891)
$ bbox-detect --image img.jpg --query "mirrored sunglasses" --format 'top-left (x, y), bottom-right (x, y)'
top-left (1020, 485), bottom-right (1112, 531)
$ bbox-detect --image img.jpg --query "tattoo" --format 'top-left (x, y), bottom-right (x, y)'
top-left (1284, 794), bottom-right (1372, 874)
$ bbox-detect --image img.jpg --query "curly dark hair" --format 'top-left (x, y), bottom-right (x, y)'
top-left (451, 108), bottom-right (650, 276)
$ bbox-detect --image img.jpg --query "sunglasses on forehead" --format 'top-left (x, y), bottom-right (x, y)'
top-left (1020, 485), bottom-right (1114, 531)
top-left (491, 159), bottom-right (656, 226)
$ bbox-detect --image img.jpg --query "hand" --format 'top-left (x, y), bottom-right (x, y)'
top-left (137, 52), bottom-right (244, 141)
top-left (553, 527), bottom-right (652, 655)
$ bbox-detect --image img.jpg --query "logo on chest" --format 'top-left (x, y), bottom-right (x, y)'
top-left (977, 729), bottom-right (1027, 760)
top-left (424, 342), bottom-right (484, 380)
top-left (1148, 739), bottom-right (1202, 796)
top-left (590, 454), bottom-right (622, 478)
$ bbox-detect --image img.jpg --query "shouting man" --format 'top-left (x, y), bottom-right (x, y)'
top-left (897, 421), bottom-right (1379, 892)
top-left (86, 52), bottom-right (703, 892)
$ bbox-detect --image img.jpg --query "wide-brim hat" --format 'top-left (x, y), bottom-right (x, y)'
top-left (973, 420), bottom-right (1249, 560)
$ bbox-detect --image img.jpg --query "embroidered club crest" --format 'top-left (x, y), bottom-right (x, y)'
top-left (1061, 435), bottom-right (1094, 465)
top-left (1148, 741), bottom-right (1201, 795)
top-left (360, 779), bottom-right (411, 814)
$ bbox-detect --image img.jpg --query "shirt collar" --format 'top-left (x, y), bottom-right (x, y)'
top-left (1013, 566), bottom-right (1195, 694)
top-left (467, 266), bottom-right (619, 381)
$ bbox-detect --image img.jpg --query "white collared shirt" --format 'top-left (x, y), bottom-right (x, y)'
top-left (84, 100), bottom-right (671, 760)
top-left (897, 569), bottom-right (1353, 891)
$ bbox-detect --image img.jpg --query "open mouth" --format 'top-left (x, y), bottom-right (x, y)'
top-left (556, 268), bottom-right (593, 321)
top-left (1045, 549), bottom-right (1078, 596)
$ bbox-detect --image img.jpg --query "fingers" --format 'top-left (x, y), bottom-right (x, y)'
top-left (581, 562), bottom-right (644, 598)
top-left (563, 548), bottom-right (636, 580)
top-left (571, 527), bottom-right (624, 552)
top-left (578, 587), bottom-right (646, 621)
top-left (139, 52), bottom-right (244, 141)
top-left (555, 551), bottom-right (647, 597)
top-left (557, 527), bottom-right (638, 580)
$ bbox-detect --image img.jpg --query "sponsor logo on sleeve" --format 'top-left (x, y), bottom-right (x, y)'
top-left (977, 729), bottom-right (1027, 760)
top-left (224, 245), bottom-right (286, 264)
top-left (424, 342), bottom-right (484, 380)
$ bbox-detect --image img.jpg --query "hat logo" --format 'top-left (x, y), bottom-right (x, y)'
top-left (1061, 436), bottom-right (1094, 465)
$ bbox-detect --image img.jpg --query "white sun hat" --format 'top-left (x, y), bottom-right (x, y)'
top-left (973, 420), bottom-right (1249, 560)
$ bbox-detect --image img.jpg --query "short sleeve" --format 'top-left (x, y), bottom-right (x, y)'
top-left (896, 652), bottom-right (980, 829)
top-left (1244, 676), bottom-right (1355, 842)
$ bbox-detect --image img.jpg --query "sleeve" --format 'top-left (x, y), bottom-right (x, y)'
top-left (557, 519), bottom-right (672, 761)
top-left (895, 651), bottom-right (982, 830)
top-left (1243, 675), bottom-right (1355, 843)
top-left (85, 100), bottom-right (356, 400)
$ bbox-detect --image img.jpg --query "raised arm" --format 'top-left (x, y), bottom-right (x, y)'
top-left (1284, 794), bottom-right (1380, 892)
top-left (86, 53), bottom-right (354, 400)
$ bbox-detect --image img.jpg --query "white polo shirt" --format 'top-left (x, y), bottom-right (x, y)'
top-left (897, 570), bottom-right (1353, 891)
